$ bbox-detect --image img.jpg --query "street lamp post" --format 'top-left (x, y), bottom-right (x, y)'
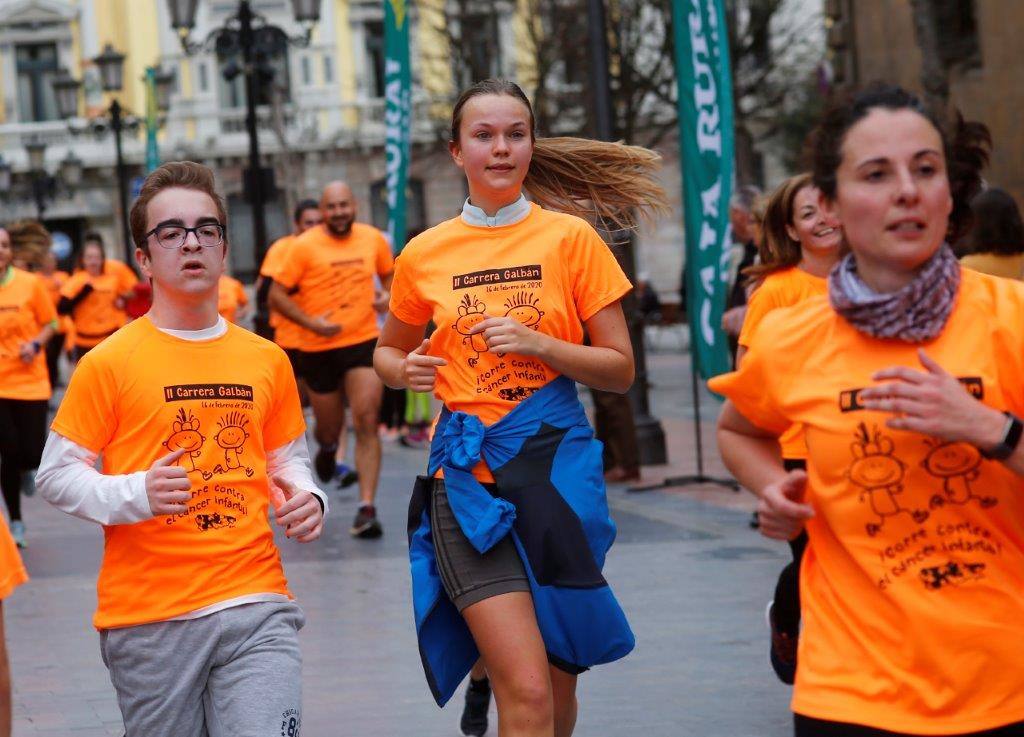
top-left (5, 140), bottom-right (82, 220)
top-left (167, 0), bottom-right (321, 271)
top-left (25, 139), bottom-right (53, 219)
top-left (53, 47), bottom-right (175, 267)
top-left (585, 0), bottom-right (668, 466)
top-left (93, 44), bottom-right (135, 265)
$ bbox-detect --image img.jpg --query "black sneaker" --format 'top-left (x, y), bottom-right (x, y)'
top-left (351, 505), bottom-right (383, 539)
top-left (766, 601), bottom-right (797, 685)
top-left (314, 444), bottom-right (338, 484)
top-left (335, 462), bottom-right (359, 489)
top-left (460, 677), bottom-right (491, 736)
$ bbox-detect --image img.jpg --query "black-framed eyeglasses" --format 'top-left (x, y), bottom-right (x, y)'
top-left (145, 223), bottom-right (225, 249)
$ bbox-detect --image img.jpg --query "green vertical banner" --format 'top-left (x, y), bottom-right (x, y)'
top-left (672, 0), bottom-right (735, 380)
top-left (144, 67), bottom-right (160, 173)
top-left (384, 0), bottom-right (412, 253)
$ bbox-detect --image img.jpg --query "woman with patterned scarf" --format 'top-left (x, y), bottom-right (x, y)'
top-left (712, 85), bottom-right (1024, 736)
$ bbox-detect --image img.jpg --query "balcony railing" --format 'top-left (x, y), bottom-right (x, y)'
top-left (0, 94), bottom-right (453, 170)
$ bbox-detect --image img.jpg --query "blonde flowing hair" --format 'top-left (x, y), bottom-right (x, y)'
top-left (450, 79), bottom-right (669, 230)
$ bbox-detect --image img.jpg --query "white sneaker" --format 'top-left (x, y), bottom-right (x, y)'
top-left (10, 520), bottom-right (26, 549)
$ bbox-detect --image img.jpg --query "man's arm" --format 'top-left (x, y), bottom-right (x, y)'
top-left (36, 432), bottom-right (153, 526)
top-left (268, 281), bottom-right (340, 337)
top-left (266, 436), bottom-right (328, 515)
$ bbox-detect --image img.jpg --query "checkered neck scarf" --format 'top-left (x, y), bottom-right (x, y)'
top-left (828, 244), bottom-right (961, 342)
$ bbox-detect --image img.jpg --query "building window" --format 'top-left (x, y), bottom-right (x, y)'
top-left (365, 20), bottom-right (385, 98)
top-left (217, 50), bottom-right (291, 108)
top-left (457, 13), bottom-right (502, 87)
top-left (301, 55), bottom-right (312, 85)
top-left (936, 0), bottom-right (982, 70)
top-left (16, 43), bottom-right (59, 122)
top-left (323, 55), bottom-right (334, 83)
top-left (198, 61), bottom-right (209, 92)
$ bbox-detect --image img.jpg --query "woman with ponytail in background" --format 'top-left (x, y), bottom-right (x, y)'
top-left (374, 78), bottom-right (666, 736)
top-left (735, 171), bottom-right (843, 684)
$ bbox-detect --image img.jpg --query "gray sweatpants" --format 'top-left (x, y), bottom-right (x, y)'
top-left (99, 601), bottom-right (305, 737)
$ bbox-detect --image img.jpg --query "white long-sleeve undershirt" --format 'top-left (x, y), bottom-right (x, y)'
top-left (35, 432), bottom-right (328, 526)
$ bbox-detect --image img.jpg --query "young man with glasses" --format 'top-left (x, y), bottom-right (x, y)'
top-left (36, 161), bottom-right (325, 736)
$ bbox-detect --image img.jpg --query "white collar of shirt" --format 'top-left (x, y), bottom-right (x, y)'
top-left (461, 195), bottom-right (531, 228)
top-left (152, 316), bottom-right (229, 341)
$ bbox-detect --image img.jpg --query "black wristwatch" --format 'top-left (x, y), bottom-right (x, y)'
top-left (30, 340), bottom-right (41, 355)
top-left (980, 411), bottom-right (1024, 461)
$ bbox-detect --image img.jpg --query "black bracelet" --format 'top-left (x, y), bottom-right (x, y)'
top-left (980, 411), bottom-right (1024, 461)
top-left (30, 340), bottom-right (41, 354)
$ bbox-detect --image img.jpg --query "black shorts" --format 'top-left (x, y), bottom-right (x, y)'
top-left (298, 339), bottom-right (377, 394)
top-left (283, 348), bottom-right (304, 381)
top-left (430, 479), bottom-right (530, 612)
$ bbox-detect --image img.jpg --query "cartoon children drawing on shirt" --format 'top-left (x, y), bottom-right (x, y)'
top-left (847, 423), bottom-right (929, 536)
top-left (210, 411), bottom-right (254, 478)
top-left (163, 408), bottom-right (206, 474)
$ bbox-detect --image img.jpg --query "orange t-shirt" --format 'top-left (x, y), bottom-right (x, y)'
top-left (709, 269), bottom-right (1024, 734)
top-left (41, 270), bottom-right (72, 335)
top-left (51, 317), bottom-right (306, 629)
top-left (60, 271), bottom-right (128, 348)
top-left (737, 267), bottom-right (827, 459)
top-left (217, 275), bottom-right (249, 323)
top-left (390, 204), bottom-right (631, 480)
top-left (273, 223), bottom-right (394, 352)
top-left (0, 515), bottom-right (27, 600)
top-left (260, 235), bottom-right (302, 349)
top-left (104, 259), bottom-right (139, 292)
top-left (0, 268), bottom-right (57, 400)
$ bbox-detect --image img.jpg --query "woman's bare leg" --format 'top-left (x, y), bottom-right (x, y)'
top-left (469, 658), bottom-right (488, 681)
top-left (550, 666), bottom-right (578, 737)
top-left (0, 603), bottom-right (11, 737)
top-left (462, 592), bottom-right (553, 736)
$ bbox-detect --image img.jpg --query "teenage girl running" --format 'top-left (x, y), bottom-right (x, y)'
top-left (375, 78), bottom-right (666, 737)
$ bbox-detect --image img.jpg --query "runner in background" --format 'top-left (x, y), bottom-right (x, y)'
top-left (711, 85), bottom-right (1024, 736)
top-left (400, 388), bottom-right (431, 449)
top-left (58, 238), bottom-right (132, 361)
top-left (217, 272), bottom-right (250, 324)
top-left (82, 232), bottom-right (139, 295)
top-left (720, 185), bottom-right (763, 365)
top-left (0, 511), bottom-right (28, 737)
top-left (37, 161), bottom-right (325, 736)
top-left (258, 199), bottom-right (322, 378)
top-left (0, 226), bottom-right (57, 548)
top-left (734, 171), bottom-right (843, 684)
top-left (958, 187), bottom-right (1024, 279)
top-left (376, 78), bottom-right (665, 737)
top-left (38, 251), bottom-right (70, 388)
top-left (270, 182), bottom-right (393, 538)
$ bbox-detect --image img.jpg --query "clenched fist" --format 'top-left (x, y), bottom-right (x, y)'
top-left (146, 448), bottom-right (192, 516)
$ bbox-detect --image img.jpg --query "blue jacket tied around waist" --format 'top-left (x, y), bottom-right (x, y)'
top-left (406, 376), bottom-right (635, 706)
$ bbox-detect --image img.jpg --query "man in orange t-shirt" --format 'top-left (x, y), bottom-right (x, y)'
top-left (270, 181), bottom-right (393, 538)
top-left (217, 273), bottom-right (250, 323)
top-left (258, 199), bottom-right (322, 375)
top-left (37, 162), bottom-right (325, 737)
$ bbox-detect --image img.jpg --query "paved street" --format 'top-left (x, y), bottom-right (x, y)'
top-left (7, 346), bottom-right (795, 736)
